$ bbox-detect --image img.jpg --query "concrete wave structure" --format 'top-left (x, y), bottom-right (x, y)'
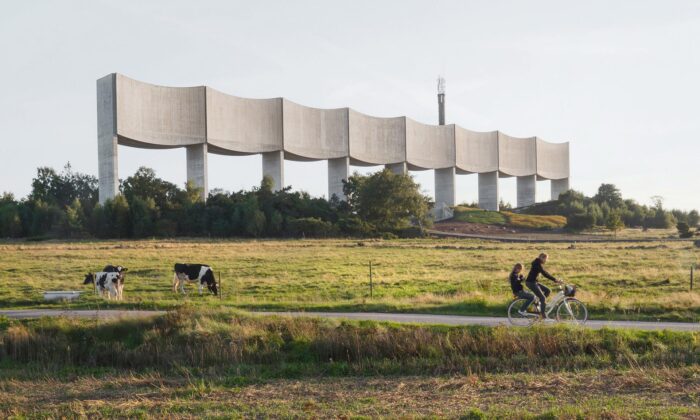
top-left (97, 73), bottom-right (570, 210)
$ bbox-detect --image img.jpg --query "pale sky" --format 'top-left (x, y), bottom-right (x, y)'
top-left (1, 0), bottom-right (698, 210)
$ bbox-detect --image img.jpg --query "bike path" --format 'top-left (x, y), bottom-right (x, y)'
top-left (258, 311), bottom-right (700, 331)
top-left (1, 309), bottom-right (698, 331)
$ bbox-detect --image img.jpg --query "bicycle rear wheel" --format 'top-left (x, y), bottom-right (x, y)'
top-left (556, 298), bottom-right (588, 324)
top-left (507, 298), bottom-right (538, 326)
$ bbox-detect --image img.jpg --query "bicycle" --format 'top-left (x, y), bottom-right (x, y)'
top-left (507, 283), bottom-right (587, 326)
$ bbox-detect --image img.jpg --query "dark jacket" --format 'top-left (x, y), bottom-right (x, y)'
top-left (525, 258), bottom-right (556, 284)
top-left (509, 272), bottom-right (525, 294)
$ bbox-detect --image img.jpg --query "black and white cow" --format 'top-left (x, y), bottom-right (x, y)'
top-left (83, 271), bottom-right (122, 300)
top-left (103, 265), bottom-right (127, 299)
top-left (173, 263), bottom-right (218, 295)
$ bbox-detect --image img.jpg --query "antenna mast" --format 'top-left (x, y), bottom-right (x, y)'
top-left (437, 76), bottom-right (446, 125)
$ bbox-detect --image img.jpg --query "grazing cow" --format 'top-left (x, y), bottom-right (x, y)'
top-left (173, 263), bottom-right (218, 295)
top-left (102, 265), bottom-right (127, 298)
top-left (83, 272), bottom-right (122, 300)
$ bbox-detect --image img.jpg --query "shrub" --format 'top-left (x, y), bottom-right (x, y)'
top-left (287, 217), bottom-right (337, 238)
top-left (677, 221), bottom-right (693, 238)
top-left (566, 212), bottom-right (594, 230)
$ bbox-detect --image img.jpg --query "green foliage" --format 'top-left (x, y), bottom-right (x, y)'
top-left (677, 221), bottom-right (693, 239)
top-left (287, 217), bottom-right (337, 238)
top-left (605, 211), bottom-right (624, 235)
top-left (521, 183), bottom-right (693, 231)
top-left (343, 169), bottom-right (430, 233)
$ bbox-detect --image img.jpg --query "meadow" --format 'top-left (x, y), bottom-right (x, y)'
top-left (0, 237), bottom-right (698, 321)
top-left (1, 238), bottom-right (699, 418)
top-left (0, 309), bottom-right (699, 418)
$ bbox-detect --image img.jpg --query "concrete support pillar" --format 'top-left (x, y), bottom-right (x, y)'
top-left (186, 143), bottom-right (208, 201)
top-left (434, 167), bottom-right (456, 206)
top-left (386, 162), bottom-right (407, 175)
top-left (97, 74), bottom-right (118, 204)
top-left (262, 150), bottom-right (285, 191)
top-left (328, 157), bottom-right (349, 201)
top-left (551, 178), bottom-right (570, 200)
top-left (478, 171), bottom-right (499, 211)
top-left (516, 175), bottom-right (536, 208)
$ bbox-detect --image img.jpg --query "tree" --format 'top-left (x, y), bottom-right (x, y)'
top-left (677, 221), bottom-right (693, 238)
top-left (594, 184), bottom-right (623, 209)
top-left (688, 210), bottom-right (700, 228)
top-left (61, 198), bottom-right (87, 238)
top-left (30, 163), bottom-right (98, 209)
top-left (130, 197), bottom-right (158, 238)
top-left (605, 211), bottom-right (624, 236)
top-left (122, 167), bottom-right (178, 210)
top-left (343, 169), bottom-right (430, 233)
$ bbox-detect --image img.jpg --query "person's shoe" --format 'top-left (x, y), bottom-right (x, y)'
top-left (518, 310), bottom-right (528, 317)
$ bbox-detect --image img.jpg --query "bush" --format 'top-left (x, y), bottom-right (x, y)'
top-left (677, 221), bottom-right (693, 238)
top-left (287, 217), bottom-right (337, 238)
top-left (566, 212), bottom-right (594, 230)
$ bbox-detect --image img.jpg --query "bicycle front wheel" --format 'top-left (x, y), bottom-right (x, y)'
top-left (556, 298), bottom-right (588, 324)
top-left (508, 298), bottom-right (537, 327)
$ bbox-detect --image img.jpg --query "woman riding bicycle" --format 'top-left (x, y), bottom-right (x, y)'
top-left (509, 263), bottom-right (536, 316)
top-left (525, 253), bottom-right (562, 319)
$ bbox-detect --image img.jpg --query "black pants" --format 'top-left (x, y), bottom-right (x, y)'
top-left (515, 290), bottom-right (536, 312)
top-left (526, 282), bottom-right (550, 316)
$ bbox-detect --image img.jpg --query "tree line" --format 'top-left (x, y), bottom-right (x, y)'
top-left (0, 164), bottom-right (431, 239)
top-left (522, 183), bottom-right (699, 233)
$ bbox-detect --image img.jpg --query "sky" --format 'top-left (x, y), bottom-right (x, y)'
top-left (0, 0), bottom-right (698, 210)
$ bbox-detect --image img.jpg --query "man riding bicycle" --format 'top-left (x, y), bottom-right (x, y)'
top-left (525, 253), bottom-right (562, 319)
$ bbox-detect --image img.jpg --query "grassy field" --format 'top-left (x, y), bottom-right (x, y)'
top-left (1, 310), bottom-right (699, 418)
top-left (451, 206), bottom-right (567, 229)
top-left (0, 238), bottom-right (698, 321)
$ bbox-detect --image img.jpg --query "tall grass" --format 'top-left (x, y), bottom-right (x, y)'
top-left (1, 309), bottom-right (697, 376)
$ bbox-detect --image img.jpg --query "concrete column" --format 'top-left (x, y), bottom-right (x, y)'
top-left (551, 178), bottom-right (570, 200)
top-left (262, 150), bottom-right (284, 191)
top-left (328, 157), bottom-right (349, 201)
top-left (434, 167), bottom-right (456, 206)
top-left (516, 175), bottom-right (536, 208)
top-left (186, 143), bottom-right (208, 201)
top-left (478, 171), bottom-right (499, 211)
top-left (386, 162), bottom-right (407, 175)
top-left (97, 74), bottom-right (118, 204)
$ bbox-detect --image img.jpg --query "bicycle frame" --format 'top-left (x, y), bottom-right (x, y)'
top-left (531, 285), bottom-right (576, 319)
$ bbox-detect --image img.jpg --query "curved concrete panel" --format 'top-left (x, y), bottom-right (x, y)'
top-left (348, 110), bottom-right (405, 166)
top-left (497, 133), bottom-right (537, 178)
top-left (282, 100), bottom-right (348, 161)
top-left (206, 87), bottom-right (283, 155)
top-left (536, 138), bottom-right (569, 180)
top-left (405, 119), bottom-right (455, 170)
top-left (115, 74), bottom-right (206, 148)
top-left (455, 127), bottom-right (498, 174)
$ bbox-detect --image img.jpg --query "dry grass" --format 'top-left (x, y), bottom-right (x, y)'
top-left (0, 367), bottom-right (697, 418)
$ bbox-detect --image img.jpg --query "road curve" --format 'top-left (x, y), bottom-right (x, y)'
top-left (1, 309), bottom-right (698, 331)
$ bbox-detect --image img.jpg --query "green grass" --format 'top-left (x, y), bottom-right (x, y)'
top-left (451, 206), bottom-right (567, 229)
top-left (0, 238), bottom-right (698, 321)
top-left (1, 311), bottom-right (699, 418)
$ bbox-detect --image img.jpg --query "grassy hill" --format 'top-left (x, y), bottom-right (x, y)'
top-left (451, 206), bottom-right (567, 230)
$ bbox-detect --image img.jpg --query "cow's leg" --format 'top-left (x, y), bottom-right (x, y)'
top-left (198, 282), bottom-right (203, 295)
top-left (172, 273), bottom-right (179, 293)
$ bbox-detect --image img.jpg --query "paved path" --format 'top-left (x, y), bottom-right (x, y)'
top-left (258, 311), bottom-right (700, 331)
top-left (1, 309), bottom-right (698, 331)
top-left (0, 309), bottom-right (165, 320)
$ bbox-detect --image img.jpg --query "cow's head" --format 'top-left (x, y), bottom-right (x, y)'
top-left (208, 280), bottom-right (218, 296)
top-left (83, 273), bottom-right (95, 284)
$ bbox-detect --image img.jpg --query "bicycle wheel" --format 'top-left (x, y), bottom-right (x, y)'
top-left (556, 298), bottom-right (588, 324)
top-left (508, 298), bottom-right (538, 326)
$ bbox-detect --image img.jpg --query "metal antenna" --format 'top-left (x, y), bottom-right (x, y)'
top-left (437, 76), bottom-right (446, 125)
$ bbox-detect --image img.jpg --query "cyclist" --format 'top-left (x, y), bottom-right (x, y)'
top-left (525, 253), bottom-right (562, 318)
top-left (509, 262), bottom-right (535, 316)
